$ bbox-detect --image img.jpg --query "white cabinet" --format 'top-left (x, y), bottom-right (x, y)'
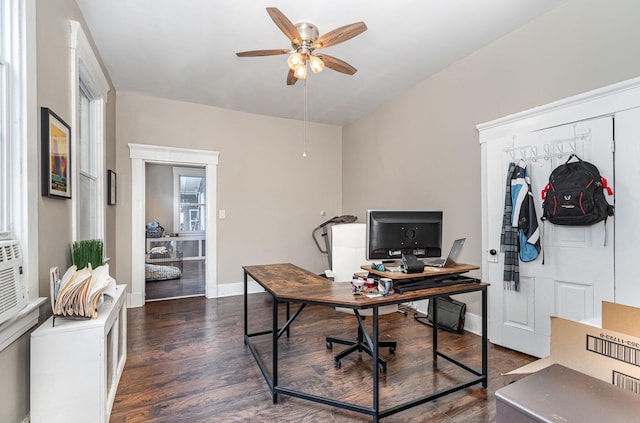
top-left (30, 285), bottom-right (127, 423)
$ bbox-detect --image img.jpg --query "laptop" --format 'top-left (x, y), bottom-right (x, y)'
top-left (423, 238), bottom-right (466, 268)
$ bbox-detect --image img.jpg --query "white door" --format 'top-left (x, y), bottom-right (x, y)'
top-left (485, 117), bottom-right (614, 357)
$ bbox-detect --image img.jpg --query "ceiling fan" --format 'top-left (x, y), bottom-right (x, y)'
top-left (236, 7), bottom-right (367, 85)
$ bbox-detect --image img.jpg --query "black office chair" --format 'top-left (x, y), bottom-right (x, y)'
top-left (324, 223), bottom-right (397, 372)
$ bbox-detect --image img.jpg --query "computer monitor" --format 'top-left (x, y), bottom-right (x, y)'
top-left (366, 210), bottom-right (443, 261)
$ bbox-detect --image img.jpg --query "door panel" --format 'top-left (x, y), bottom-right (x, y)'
top-left (555, 280), bottom-right (593, 322)
top-left (486, 116), bottom-right (614, 357)
top-left (503, 276), bottom-right (534, 329)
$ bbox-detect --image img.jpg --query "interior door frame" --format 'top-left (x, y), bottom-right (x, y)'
top-left (129, 143), bottom-right (219, 307)
top-left (478, 76), bottom-right (640, 349)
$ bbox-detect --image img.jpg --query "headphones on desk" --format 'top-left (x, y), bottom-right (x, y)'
top-left (371, 263), bottom-right (385, 271)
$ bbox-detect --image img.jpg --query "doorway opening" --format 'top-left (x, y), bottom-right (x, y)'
top-left (129, 143), bottom-right (219, 307)
top-left (144, 164), bottom-right (206, 301)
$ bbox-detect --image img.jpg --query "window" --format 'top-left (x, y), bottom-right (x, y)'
top-left (1, 0), bottom-right (33, 243)
top-left (69, 21), bottom-right (109, 243)
top-left (0, 0), bottom-right (42, 348)
top-left (173, 167), bottom-right (206, 233)
top-left (0, 0), bottom-right (11, 234)
top-left (77, 81), bottom-right (98, 240)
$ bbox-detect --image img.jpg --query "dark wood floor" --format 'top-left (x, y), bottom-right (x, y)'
top-left (111, 293), bottom-right (536, 422)
top-left (145, 260), bottom-right (205, 301)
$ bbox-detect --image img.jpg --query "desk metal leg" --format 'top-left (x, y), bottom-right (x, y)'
top-left (286, 302), bottom-right (291, 337)
top-left (432, 297), bottom-right (438, 362)
top-left (272, 295), bottom-right (279, 403)
top-left (372, 306), bottom-right (379, 422)
top-left (243, 271), bottom-right (248, 341)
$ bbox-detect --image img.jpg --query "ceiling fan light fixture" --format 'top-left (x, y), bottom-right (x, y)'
top-left (294, 62), bottom-right (307, 79)
top-left (309, 55), bottom-right (324, 74)
top-left (236, 8), bottom-right (367, 85)
top-left (287, 52), bottom-right (304, 70)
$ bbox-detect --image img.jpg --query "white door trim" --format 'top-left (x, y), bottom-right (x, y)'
top-left (477, 76), bottom-right (640, 356)
top-left (477, 76), bottom-right (640, 140)
top-left (128, 143), bottom-right (219, 307)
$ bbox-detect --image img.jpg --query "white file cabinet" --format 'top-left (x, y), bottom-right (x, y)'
top-left (30, 285), bottom-right (127, 423)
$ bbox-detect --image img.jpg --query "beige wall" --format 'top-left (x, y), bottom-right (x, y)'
top-left (115, 92), bottom-right (343, 288)
top-left (0, 1), bottom-right (117, 421)
top-left (342, 0), bottom-right (640, 315)
top-left (35, 0), bottom-right (116, 290)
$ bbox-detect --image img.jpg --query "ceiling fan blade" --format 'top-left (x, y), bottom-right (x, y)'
top-left (286, 69), bottom-right (298, 86)
top-left (313, 22), bottom-right (367, 49)
top-left (236, 49), bottom-right (290, 57)
top-left (266, 7), bottom-right (302, 45)
top-left (317, 54), bottom-right (357, 75)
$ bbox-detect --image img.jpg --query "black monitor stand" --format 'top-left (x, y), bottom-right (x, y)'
top-left (402, 253), bottom-right (425, 274)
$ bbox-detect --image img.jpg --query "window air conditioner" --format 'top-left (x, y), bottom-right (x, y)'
top-left (0, 239), bottom-right (27, 325)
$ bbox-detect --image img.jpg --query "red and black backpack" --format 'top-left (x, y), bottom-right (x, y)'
top-left (541, 154), bottom-right (614, 225)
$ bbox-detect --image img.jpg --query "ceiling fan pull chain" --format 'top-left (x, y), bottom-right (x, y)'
top-left (303, 78), bottom-right (308, 158)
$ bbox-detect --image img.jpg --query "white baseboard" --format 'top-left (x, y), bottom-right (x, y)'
top-left (216, 281), bottom-right (264, 297)
top-left (127, 291), bottom-right (144, 308)
top-left (128, 281), bottom-right (264, 306)
top-left (463, 311), bottom-right (482, 336)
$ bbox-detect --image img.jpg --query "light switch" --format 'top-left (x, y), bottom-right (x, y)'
top-left (219, 210), bottom-right (226, 219)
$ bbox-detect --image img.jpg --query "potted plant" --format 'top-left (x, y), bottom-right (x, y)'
top-left (70, 239), bottom-right (104, 269)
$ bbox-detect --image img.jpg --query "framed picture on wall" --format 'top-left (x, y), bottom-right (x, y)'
top-left (41, 107), bottom-right (71, 199)
top-left (108, 169), bottom-right (117, 205)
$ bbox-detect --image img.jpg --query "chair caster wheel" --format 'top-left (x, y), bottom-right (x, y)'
top-left (378, 362), bottom-right (386, 373)
top-left (389, 347), bottom-right (396, 354)
top-left (334, 360), bottom-right (341, 369)
top-left (326, 341), bottom-right (333, 350)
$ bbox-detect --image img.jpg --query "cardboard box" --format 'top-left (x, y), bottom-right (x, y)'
top-left (508, 301), bottom-right (640, 394)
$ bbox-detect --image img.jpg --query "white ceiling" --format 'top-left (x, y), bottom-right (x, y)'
top-left (76, 0), bottom-right (566, 126)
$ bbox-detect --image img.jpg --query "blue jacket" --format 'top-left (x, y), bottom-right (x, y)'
top-left (511, 160), bottom-right (540, 262)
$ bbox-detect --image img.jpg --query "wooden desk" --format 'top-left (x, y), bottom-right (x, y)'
top-left (362, 262), bottom-right (480, 280)
top-left (243, 263), bottom-right (488, 422)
